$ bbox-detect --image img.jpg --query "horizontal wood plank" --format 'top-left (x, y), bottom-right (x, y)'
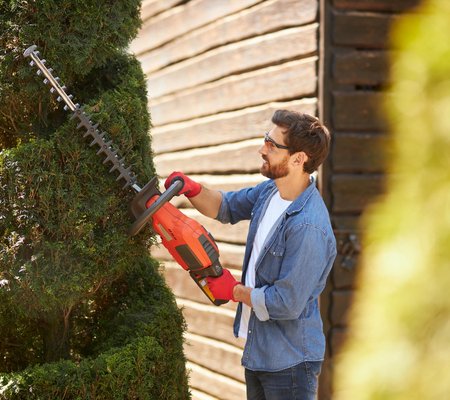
top-left (332, 11), bottom-right (396, 49)
top-left (333, 133), bottom-right (388, 172)
top-left (155, 139), bottom-right (262, 176)
top-left (147, 25), bottom-right (318, 98)
top-left (333, 50), bottom-right (389, 86)
top-left (184, 332), bottom-right (244, 382)
top-left (332, 91), bottom-right (385, 131)
top-left (152, 99), bottom-right (317, 154)
top-left (132, 0), bottom-right (262, 55)
top-left (330, 290), bottom-right (353, 327)
top-left (191, 389), bottom-right (219, 400)
top-left (140, 0), bottom-right (183, 21)
top-left (187, 362), bottom-right (246, 400)
top-left (178, 298), bottom-right (243, 349)
top-left (332, 216), bottom-right (361, 232)
top-left (333, 0), bottom-right (420, 12)
top-left (150, 57), bottom-right (318, 125)
top-left (329, 328), bottom-right (348, 357)
top-left (332, 254), bottom-right (360, 289)
top-left (332, 174), bottom-right (385, 213)
top-left (137, 0), bottom-right (318, 74)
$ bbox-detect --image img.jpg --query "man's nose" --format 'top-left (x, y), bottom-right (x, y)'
top-left (258, 142), bottom-right (267, 155)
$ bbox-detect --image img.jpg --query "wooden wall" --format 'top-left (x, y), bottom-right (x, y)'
top-left (318, 0), bottom-right (420, 399)
top-left (131, 0), bottom-right (320, 399)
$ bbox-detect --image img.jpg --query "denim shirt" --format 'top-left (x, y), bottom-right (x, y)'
top-left (216, 178), bottom-right (337, 372)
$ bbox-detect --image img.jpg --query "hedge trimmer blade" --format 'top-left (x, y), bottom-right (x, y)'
top-left (23, 45), bottom-right (141, 193)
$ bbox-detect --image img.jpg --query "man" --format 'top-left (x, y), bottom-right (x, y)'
top-left (165, 110), bottom-right (336, 400)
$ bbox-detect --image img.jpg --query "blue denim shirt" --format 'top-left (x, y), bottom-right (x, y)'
top-left (216, 178), bottom-right (336, 372)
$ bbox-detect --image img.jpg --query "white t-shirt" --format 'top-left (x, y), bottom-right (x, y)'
top-left (238, 191), bottom-right (292, 339)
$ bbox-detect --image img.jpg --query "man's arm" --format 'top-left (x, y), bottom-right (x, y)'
top-left (188, 186), bottom-right (222, 219)
top-left (164, 171), bottom-right (222, 219)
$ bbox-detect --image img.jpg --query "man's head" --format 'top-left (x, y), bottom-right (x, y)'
top-left (270, 110), bottom-right (331, 174)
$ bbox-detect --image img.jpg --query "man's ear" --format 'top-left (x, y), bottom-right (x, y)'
top-left (291, 151), bottom-right (308, 167)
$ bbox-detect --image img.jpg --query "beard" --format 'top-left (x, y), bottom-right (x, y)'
top-left (260, 155), bottom-right (289, 179)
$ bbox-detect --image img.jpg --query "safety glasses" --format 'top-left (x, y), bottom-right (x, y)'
top-left (264, 132), bottom-right (289, 150)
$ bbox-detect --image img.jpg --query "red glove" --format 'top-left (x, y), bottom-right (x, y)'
top-left (206, 269), bottom-right (240, 302)
top-left (164, 171), bottom-right (202, 198)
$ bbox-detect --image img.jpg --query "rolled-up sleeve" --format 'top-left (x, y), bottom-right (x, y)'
top-left (251, 285), bottom-right (270, 321)
top-left (216, 181), bottom-right (270, 225)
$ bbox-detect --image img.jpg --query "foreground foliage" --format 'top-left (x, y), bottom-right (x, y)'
top-left (334, 0), bottom-right (450, 399)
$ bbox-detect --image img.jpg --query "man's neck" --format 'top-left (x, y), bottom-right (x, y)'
top-left (274, 172), bottom-right (310, 201)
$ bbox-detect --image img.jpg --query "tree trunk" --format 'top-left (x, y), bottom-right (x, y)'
top-left (40, 313), bottom-right (70, 362)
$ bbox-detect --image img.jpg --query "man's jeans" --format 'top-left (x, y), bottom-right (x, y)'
top-left (245, 361), bottom-right (322, 400)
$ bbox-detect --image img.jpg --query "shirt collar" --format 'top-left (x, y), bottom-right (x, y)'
top-left (267, 178), bottom-right (316, 216)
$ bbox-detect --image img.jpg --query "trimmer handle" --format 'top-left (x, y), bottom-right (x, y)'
top-left (129, 179), bottom-right (183, 236)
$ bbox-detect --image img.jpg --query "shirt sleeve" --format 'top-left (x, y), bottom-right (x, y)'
top-left (216, 180), bottom-right (270, 225)
top-left (255, 224), bottom-right (335, 321)
top-left (251, 285), bottom-right (270, 321)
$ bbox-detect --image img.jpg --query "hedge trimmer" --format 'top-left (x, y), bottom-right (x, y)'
top-left (24, 45), bottom-right (226, 306)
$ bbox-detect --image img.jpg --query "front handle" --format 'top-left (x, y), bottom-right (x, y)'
top-left (128, 179), bottom-right (184, 236)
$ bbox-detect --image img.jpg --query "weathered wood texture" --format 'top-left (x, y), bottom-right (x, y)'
top-left (333, 0), bottom-right (421, 11)
top-left (150, 57), bottom-right (318, 126)
top-left (152, 99), bottom-right (317, 154)
top-left (147, 25), bottom-right (318, 98)
top-left (133, 0), bottom-right (320, 398)
top-left (134, 0), bottom-right (264, 54)
top-left (184, 332), bottom-right (244, 382)
top-left (187, 362), bottom-right (246, 400)
top-left (332, 174), bottom-right (385, 213)
top-left (332, 11), bottom-right (396, 48)
top-left (333, 50), bottom-right (389, 86)
top-left (140, 0), bottom-right (184, 21)
top-left (137, 0), bottom-right (318, 74)
top-left (333, 91), bottom-right (386, 131)
top-left (333, 133), bottom-right (388, 173)
top-left (319, 1), bottom-right (420, 399)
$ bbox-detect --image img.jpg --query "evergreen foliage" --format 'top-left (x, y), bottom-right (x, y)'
top-left (0, 1), bottom-right (189, 398)
top-left (334, 0), bottom-right (450, 398)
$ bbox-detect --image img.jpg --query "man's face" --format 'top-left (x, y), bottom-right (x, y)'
top-left (259, 126), bottom-right (291, 179)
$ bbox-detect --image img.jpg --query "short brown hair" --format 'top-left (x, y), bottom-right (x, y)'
top-left (271, 110), bottom-right (331, 173)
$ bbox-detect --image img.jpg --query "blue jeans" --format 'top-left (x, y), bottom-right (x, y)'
top-left (245, 361), bottom-right (322, 400)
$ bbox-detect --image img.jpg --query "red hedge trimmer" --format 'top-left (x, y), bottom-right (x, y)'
top-left (24, 45), bottom-right (226, 306)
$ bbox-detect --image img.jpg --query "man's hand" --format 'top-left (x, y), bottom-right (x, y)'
top-left (206, 269), bottom-right (240, 302)
top-left (165, 171), bottom-right (202, 198)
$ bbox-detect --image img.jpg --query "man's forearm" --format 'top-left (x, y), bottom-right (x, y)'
top-left (233, 284), bottom-right (252, 307)
top-left (188, 186), bottom-right (223, 219)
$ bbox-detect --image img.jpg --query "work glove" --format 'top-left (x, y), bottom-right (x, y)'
top-left (164, 171), bottom-right (202, 198)
top-left (206, 269), bottom-right (240, 302)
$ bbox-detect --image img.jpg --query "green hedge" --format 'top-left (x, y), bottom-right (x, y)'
top-left (0, 1), bottom-right (189, 398)
top-left (0, 259), bottom-right (189, 399)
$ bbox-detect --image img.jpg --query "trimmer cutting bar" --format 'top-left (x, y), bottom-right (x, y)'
top-left (24, 45), bottom-right (77, 112)
top-left (23, 45), bottom-right (141, 192)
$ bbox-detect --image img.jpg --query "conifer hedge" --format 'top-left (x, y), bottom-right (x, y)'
top-left (0, 1), bottom-right (189, 398)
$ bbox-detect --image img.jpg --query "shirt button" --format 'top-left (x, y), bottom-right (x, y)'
top-left (248, 330), bottom-right (252, 334)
